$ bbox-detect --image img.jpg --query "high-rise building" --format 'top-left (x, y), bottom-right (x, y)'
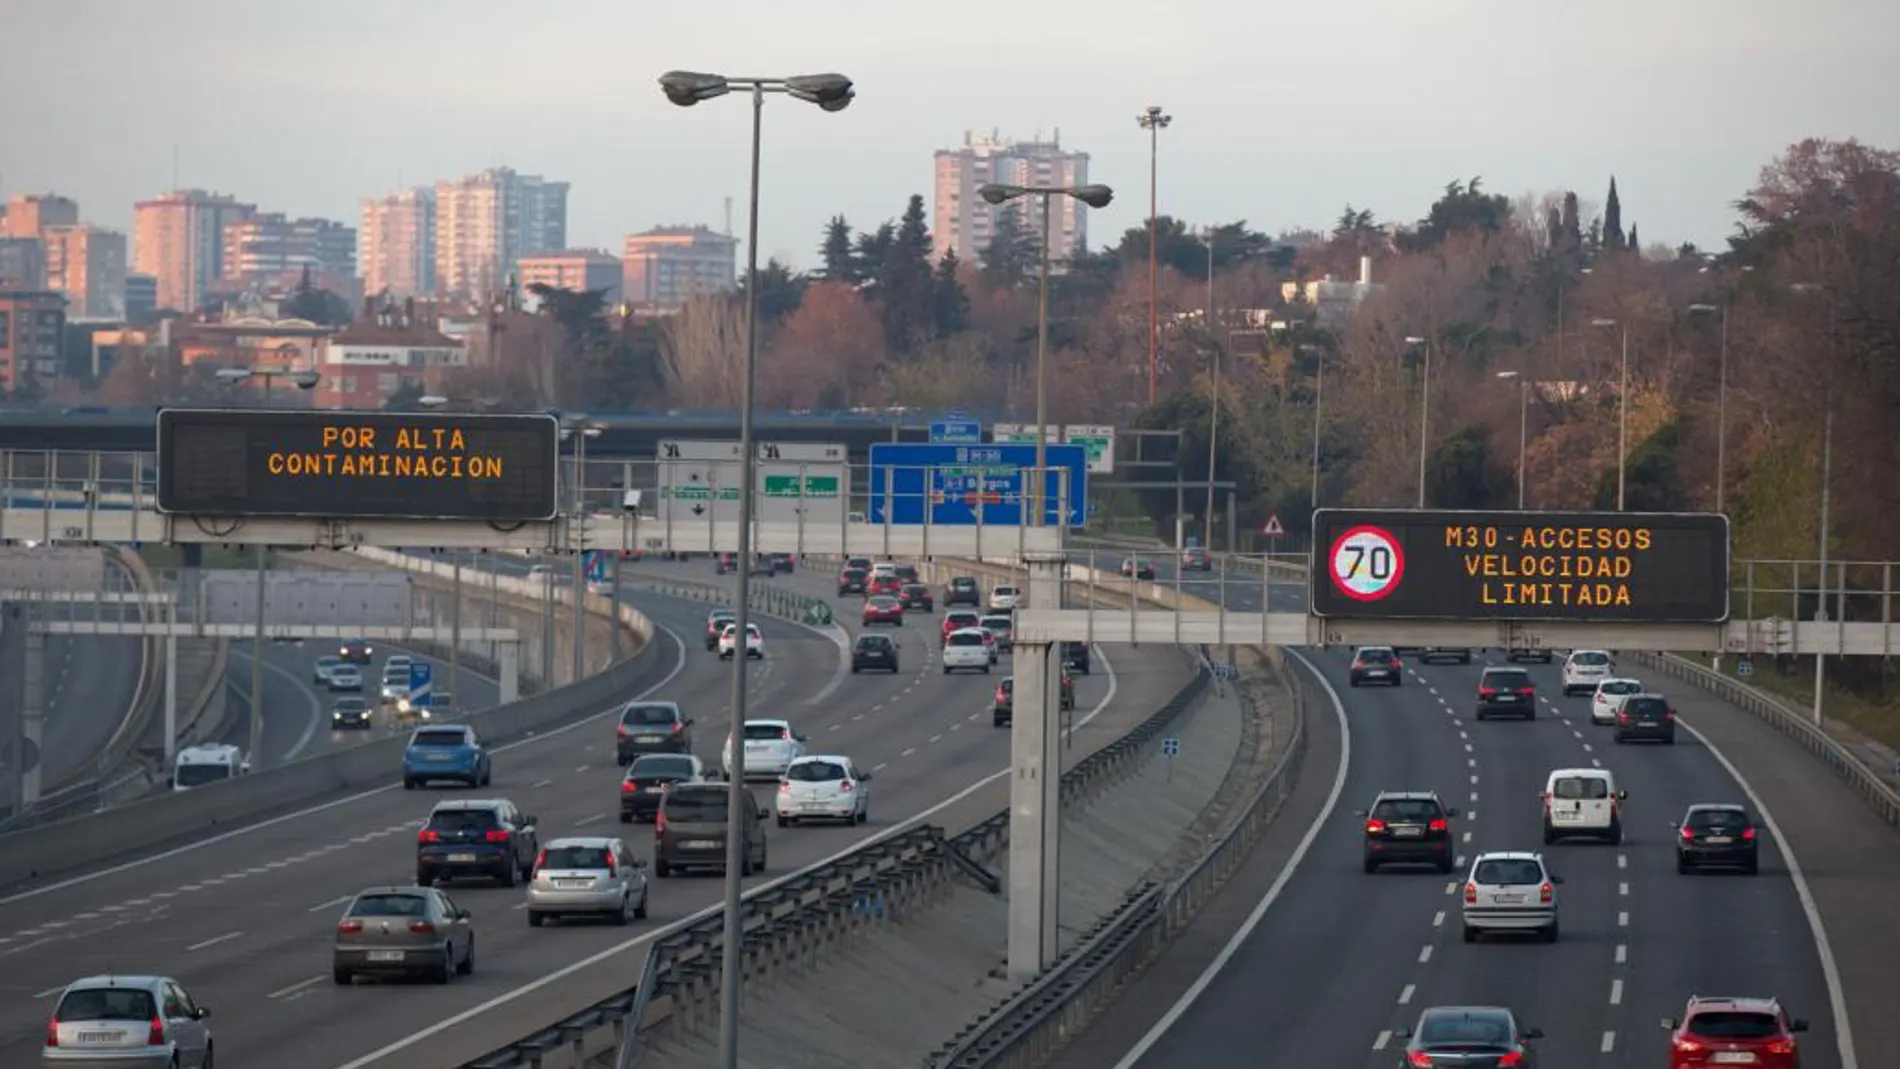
top-left (619, 226), bottom-right (738, 314)
top-left (0, 237), bottom-right (43, 289)
top-left (433, 168), bottom-right (569, 299)
top-left (0, 290), bottom-right (68, 393)
top-left (1, 194), bottom-right (78, 239)
top-left (932, 131), bottom-right (1091, 267)
top-left (518, 250), bottom-right (622, 305)
top-left (124, 274), bottom-right (157, 325)
top-left (360, 188), bottom-right (436, 298)
top-left (132, 190), bottom-right (256, 312)
top-left (221, 212), bottom-right (356, 291)
top-left (43, 225), bottom-right (127, 320)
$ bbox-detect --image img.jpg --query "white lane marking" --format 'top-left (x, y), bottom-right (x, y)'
top-left (1417, 945), bottom-right (1433, 963)
top-left (1444, 882), bottom-right (1457, 895)
top-left (0, 622), bottom-right (691, 907)
top-left (187, 931), bottom-right (243, 951)
top-left (268, 975), bottom-right (326, 1000)
top-left (1432, 910), bottom-right (1445, 927)
top-left (531, 779), bottom-right (553, 789)
top-left (1615, 943), bottom-right (1627, 964)
top-left (1617, 853), bottom-right (1628, 869)
top-left (1469, 774), bottom-right (1478, 784)
top-left (308, 895), bottom-right (351, 913)
top-left (330, 639), bottom-right (1125, 1069)
top-left (1600, 1030), bottom-right (1617, 1053)
top-left (1617, 911), bottom-right (1630, 927)
top-left (1371, 1030), bottom-right (1392, 1051)
top-left (900, 747), bottom-right (917, 758)
top-left (929, 734), bottom-right (942, 744)
top-left (1398, 983), bottom-right (1415, 1004)
top-left (872, 762), bottom-right (887, 772)
top-left (1609, 978), bottom-right (1624, 1005)
top-left (1461, 831), bottom-right (1472, 843)
top-left (34, 983), bottom-right (65, 999)
top-left (574, 765), bottom-right (590, 774)
top-left (1618, 881), bottom-right (1629, 896)
top-left (574, 812), bottom-right (605, 827)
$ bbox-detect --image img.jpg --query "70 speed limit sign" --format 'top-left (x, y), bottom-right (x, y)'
top-left (1327, 525), bottom-right (1405, 602)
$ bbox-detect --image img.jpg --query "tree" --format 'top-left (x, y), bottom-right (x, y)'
top-left (1560, 192), bottom-right (1583, 252)
top-left (979, 207), bottom-right (1037, 290)
top-left (1603, 177), bottom-right (1625, 249)
top-left (280, 264), bottom-right (352, 325)
top-left (1425, 425), bottom-right (1510, 508)
top-left (876, 194), bottom-right (935, 353)
top-left (854, 222), bottom-right (896, 282)
top-left (659, 295), bottom-right (746, 409)
top-left (928, 251), bottom-right (970, 337)
top-left (819, 216), bottom-right (858, 282)
top-left (760, 282), bottom-right (885, 409)
top-left (1399, 178), bottom-right (1512, 251)
top-left (1626, 223), bottom-right (1640, 253)
top-left (738, 258), bottom-right (806, 325)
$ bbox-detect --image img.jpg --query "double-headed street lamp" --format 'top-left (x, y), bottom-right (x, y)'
top-left (976, 181), bottom-right (1114, 526)
top-left (215, 364), bottom-right (320, 401)
top-left (1589, 317), bottom-right (1632, 510)
top-left (657, 68), bottom-right (853, 1069)
top-left (1495, 370), bottom-right (1532, 508)
top-left (1136, 106), bottom-right (1171, 407)
top-left (419, 394), bottom-right (504, 709)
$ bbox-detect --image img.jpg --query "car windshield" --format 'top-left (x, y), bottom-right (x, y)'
top-left (1687, 1011), bottom-right (1781, 1039)
top-left (1484, 672), bottom-right (1531, 687)
top-left (629, 755), bottom-right (696, 779)
top-left (1624, 697), bottom-right (1669, 716)
top-left (349, 892), bottom-right (431, 917)
top-left (428, 808), bottom-right (499, 831)
top-left (1372, 799), bottom-right (1440, 821)
top-left (621, 704), bottom-right (678, 726)
top-left (709, 613), bottom-right (735, 625)
top-left (318, 656), bottom-right (340, 667)
top-left (743, 723), bottom-right (788, 741)
top-left (995, 586), bottom-right (1018, 596)
top-left (842, 569), bottom-right (866, 581)
top-left (1474, 858), bottom-right (1545, 886)
top-left (999, 679), bottom-right (1015, 694)
top-left (947, 613), bottom-right (979, 626)
top-left (948, 631), bottom-right (987, 647)
top-left (411, 729), bottom-right (468, 747)
top-left (854, 636), bottom-right (891, 651)
top-left (902, 584), bottom-right (927, 594)
top-left (1358, 648), bottom-right (1395, 660)
top-left (1573, 651), bottom-right (1612, 666)
top-left (1601, 680), bottom-right (1642, 694)
top-left (951, 577), bottom-right (975, 588)
top-left (868, 597), bottom-right (899, 609)
top-left (1688, 808), bottom-right (1748, 829)
top-left (981, 617), bottom-right (1012, 631)
top-left (787, 760), bottom-right (847, 782)
top-left (55, 987), bottom-right (158, 1021)
top-left (1553, 777), bottom-right (1609, 800)
top-left (540, 845), bottom-right (612, 869)
top-left (1418, 1013), bottom-right (1513, 1046)
top-left (332, 666), bottom-right (359, 677)
top-left (174, 762), bottom-right (232, 787)
top-left (663, 790), bottom-right (728, 821)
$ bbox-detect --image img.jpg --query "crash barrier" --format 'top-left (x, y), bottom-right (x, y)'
top-left (0, 574), bottom-right (659, 889)
top-left (459, 666), bottom-right (1213, 1069)
top-left (617, 571), bottom-right (840, 632)
top-left (1625, 651), bottom-right (1900, 827)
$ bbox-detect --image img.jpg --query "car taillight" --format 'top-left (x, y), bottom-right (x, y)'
top-left (839, 780), bottom-right (854, 792)
top-left (1541, 791), bottom-right (1550, 814)
top-left (617, 725), bottom-right (631, 737)
top-left (45, 1018), bottom-right (57, 1047)
top-left (147, 1016), bottom-right (165, 1046)
top-left (533, 849), bottom-right (547, 873)
top-left (604, 854), bottom-right (617, 877)
top-left (778, 781), bottom-right (792, 793)
top-left (1680, 825), bottom-right (1695, 841)
top-left (338, 919), bottom-right (363, 934)
top-left (1742, 826), bottom-right (1757, 841)
top-left (418, 829), bottom-right (439, 843)
top-left (654, 812), bottom-right (666, 835)
top-left (1665, 708), bottom-right (1676, 720)
top-left (672, 721), bottom-right (685, 735)
top-left (484, 830), bottom-right (510, 843)
top-left (622, 779), bottom-right (639, 792)
top-left (1496, 1052), bottom-right (1524, 1067)
top-left (409, 920), bottom-right (436, 934)
top-left (1428, 818), bottom-right (1448, 832)
top-left (780, 730), bottom-right (793, 740)
top-left (1406, 1051), bottom-right (1433, 1068)
top-left (1517, 687), bottom-right (1534, 696)
top-left (1365, 819), bottom-right (1387, 834)
top-left (1620, 710), bottom-right (1631, 723)
top-left (1479, 687), bottom-right (1497, 697)
top-left (995, 687), bottom-right (1006, 702)
top-left (1463, 882), bottom-right (1477, 903)
top-left (1539, 882), bottom-right (1554, 903)
top-left (1766, 1038), bottom-right (1796, 1055)
top-left (1389, 659), bottom-right (1401, 669)
top-left (1674, 1037), bottom-right (1704, 1053)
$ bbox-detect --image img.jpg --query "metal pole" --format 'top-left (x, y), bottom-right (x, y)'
top-left (247, 544), bottom-right (264, 766)
top-left (1310, 350), bottom-right (1324, 511)
top-left (570, 433), bottom-right (587, 683)
top-left (449, 556), bottom-right (461, 706)
top-left (1033, 192), bottom-right (1051, 528)
top-left (1203, 238), bottom-right (1216, 547)
top-left (1716, 304), bottom-right (1729, 514)
top-left (1617, 326), bottom-right (1629, 511)
top-left (1147, 125), bottom-right (1159, 406)
top-left (1813, 303), bottom-right (1835, 727)
top-left (1416, 340), bottom-right (1430, 507)
top-left (1516, 379), bottom-right (1529, 509)
top-left (718, 81), bottom-right (767, 1069)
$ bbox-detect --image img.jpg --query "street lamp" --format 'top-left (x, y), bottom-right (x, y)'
top-left (1496, 371), bottom-right (1531, 508)
top-left (1686, 303), bottom-right (1730, 513)
top-left (976, 181), bottom-right (1114, 527)
top-left (1589, 317), bottom-right (1631, 510)
top-left (1790, 282), bottom-right (1836, 728)
top-left (562, 420), bottom-right (604, 686)
top-left (1404, 335), bottom-right (1429, 507)
top-left (418, 393), bottom-right (505, 708)
top-left (1136, 105), bottom-right (1171, 406)
top-left (217, 364), bottom-right (322, 769)
top-left (657, 68), bottom-right (853, 1069)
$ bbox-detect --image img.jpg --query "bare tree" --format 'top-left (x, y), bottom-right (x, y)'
top-left (660, 295), bottom-right (746, 409)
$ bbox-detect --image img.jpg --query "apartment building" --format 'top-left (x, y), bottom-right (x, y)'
top-left (1, 194), bottom-right (78, 239)
top-left (316, 300), bottom-right (465, 409)
top-left (43, 225), bottom-right (128, 320)
top-left (133, 190), bottom-right (256, 312)
top-left (932, 131), bottom-right (1092, 267)
top-left (360, 187), bottom-right (436, 298)
top-left (221, 212), bottom-right (356, 294)
top-left (0, 238), bottom-right (43, 289)
top-left (519, 249), bottom-right (622, 304)
top-left (620, 226), bottom-right (737, 313)
top-left (433, 168), bottom-right (569, 300)
top-left (0, 290), bottom-right (67, 394)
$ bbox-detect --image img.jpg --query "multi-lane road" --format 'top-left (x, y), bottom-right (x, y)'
top-left (35, 636), bottom-right (145, 786)
top-left (0, 560), bottom-right (1186, 1069)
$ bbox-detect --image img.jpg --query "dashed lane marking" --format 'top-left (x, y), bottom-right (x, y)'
top-left (309, 895), bottom-right (351, 913)
top-left (1371, 1030), bottom-right (1392, 1051)
top-left (1397, 983), bottom-right (1415, 1004)
top-left (1416, 945), bottom-right (1432, 963)
top-left (1600, 1031), bottom-right (1617, 1053)
top-left (186, 931), bottom-right (243, 951)
top-left (1609, 978), bottom-right (1624, 1005)
top-left (268, 975), bottom-right (326, 1000)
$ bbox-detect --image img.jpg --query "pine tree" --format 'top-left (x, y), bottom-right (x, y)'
top-left (853, 222), bottom-right (895, 281)
top-left (819, 216), bottom-right (857, 282)
top-left (1561, 192), bottom-right (1582, 248)
top-left (979, 207), bottom-right (1036, 290)
top-left (1604, 178), bottom-right (1625, 249)
top-left (877, 194), bottom-right (934, 352)
top-left (1626, 222), bottom-right (1640, 254)
top-left (1545, 206), bottom-right (1563, 252)
top-left (928, 251), bottom-right (970, 337)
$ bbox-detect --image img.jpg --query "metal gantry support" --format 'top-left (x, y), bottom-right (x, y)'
top-left (1006, 552), bottom-right (1069, 981)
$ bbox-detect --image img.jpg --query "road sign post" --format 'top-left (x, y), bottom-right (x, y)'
top-left (1161, 736), bottom-right (1180, 782)
top-left (1261, 511), bottom-right (1286, 554)
top-left (407, 662), bottom-right (433, 708)
top-left (930, 418), bottom-right (982, 443)
top-left (866, 442), bottom-right (1088, 527)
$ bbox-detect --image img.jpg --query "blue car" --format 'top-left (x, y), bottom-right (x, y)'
top-left (402, 725), bottom-right (491, 789)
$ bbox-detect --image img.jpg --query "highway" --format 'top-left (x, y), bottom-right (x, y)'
top-left (0, 562), bottom-right (1187, 1069)
top-left (37, 636), bottom-right (145, 786)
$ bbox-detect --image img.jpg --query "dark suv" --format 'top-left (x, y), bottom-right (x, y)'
top-left (837, 567), bottom-right (869, 596)
top-left (614, 700), bottom-right (692, 763)
top-left (851, 633), bottom-right (900, 673)
top-left (992, 675), bottom-right (1074, 726)
top-left (945, 576), bottom-right (981, 607)
top-left (1613, 693), bottom-right (1676, 744)
top-left (1673, 803), bottom-right (1760, 874)
top-left (416, 799), bottom-right (538, 887)
top-left (654, 783), bottom-right (768, 878)
top-left (1475, 667), bottom-right (1537, 720)
top-left (1063, 642), bottom-right (1091, 675)
top-left (1360, 791), bottom-right (1459, 873)
top-left (1348, 646), bottom-right (1402, 687)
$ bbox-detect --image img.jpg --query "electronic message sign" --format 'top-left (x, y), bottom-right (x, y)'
top-left (157, 408), bottom-right (561, 521)
top-left (1307, 509), bottom-right (1730, 622)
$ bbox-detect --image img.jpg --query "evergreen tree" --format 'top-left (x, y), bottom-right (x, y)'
top-left (877, 194), bottom-right (934, 352)
top-left (853, 222), bottom-right (896, 281)
top-left (979, 207), bottom-right (1037, 290)
top-left (928, 251), bottom-right (970, 337)
top-left (1626, 222), bottom-right (1640, 253)
top-left (1545, 206), bottom-right (1563, 252)
top-left (1604, 177), bottom-right (1625, 249)
top-left (819, 216), bottom-right (858, 282)
top-left (1561, 191), bottom-right (1582, 248)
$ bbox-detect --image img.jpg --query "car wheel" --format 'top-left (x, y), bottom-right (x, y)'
top-left (1362, 858), bottom-right (1378, 874)
top-left (654, 860), bottom-right (672, 878)
top-left (433, 949), bottom-right (454, 984)
top-left (851, 666), bottom-right (860, 674)
top-left (333, 967), bottom-right (352, 985)
top-left (529, 910), bottom-right (545, 927)
top-left (619, 811), bottom-right (632, 824)
top-left (1474, 711), bottom-right (1487, 721)
top-left (613, 895), bottom-right (632, 927)
top-left (1743, 858), bottom-right (1759, 876)
top-left (1462, 925), bottom-right (1478, 944)
top-left (941, 666), bottom-right (950, 674)
top-left (635, 888), bottom-right (649, 919)
top-left (1541, 823), bottom-right (1556, 846)
top-left (856, 808), bottom-right (868, 825)
top-left (1676, 856), bottom-right (1691, 875)
top-left (458, 936), bottom-right (475, 974)
top-left (982, 665), bottom-right (990, 674)
top-left (1349, 678), bottom-right (1360, 688)
top-left (500, 862), bottom-right (517, 888)
top-left (1607, 820), bottom-right (1624, 846)
top-left (777, 815), bottom-right (790, 828)
top-left (740, 852), bottom-right (754, 877)
top-left (1393, 677), bottom-right (1403, 687)
top-left (1541, 923), bottom-right (1560, 943)
top-left (1438, 857), bottom-right (1454, 874)
top-left (1662, 734), bottom-right (1676, 745)
top-left (1614, 732), bottom-right (1626, 743)
top-left (416, 869), bottom-right (433, 887)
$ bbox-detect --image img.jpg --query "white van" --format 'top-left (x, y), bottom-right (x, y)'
top-left (1541, 768), bottom-right (1626, 844)
top-left (172, 744), bottom-right (250, 791)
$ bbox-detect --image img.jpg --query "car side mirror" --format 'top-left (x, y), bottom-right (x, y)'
top-left (1392, 1027), bottom-right (1412, 1039)
top-left (1444, 807), bottom-right (1460, 818)
top-left (1550, 875), bottom-right (1565, 884)
top-left (195, 1006), bottom-right (211, 1020)
top-left (523, 815), bottom-right (537, 828)
top-left (1660, 1017), bottom-right (1678, 1031)
top-left (457, 909), bottom-right (472, 920)
top-left (796, 734), bottom-right (809, 742)
top-left (633, 858), bottom-right (649, 868)
top-left (684, 718), bottom-right (695, 726)
top-left (1618, 790), bottom-right (1629, 800)
top-left (1790, 1019), bottom-right (1809, 1033)
top-left (1522, 1027), bottom-right (1543, 1040)
top-left (756, 805), bottom-right (769, 819)
top-left (860, 773), bottom-right (872, 781)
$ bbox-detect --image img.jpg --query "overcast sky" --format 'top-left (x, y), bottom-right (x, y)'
top-left (4, 0), bottom-right (1896, 268)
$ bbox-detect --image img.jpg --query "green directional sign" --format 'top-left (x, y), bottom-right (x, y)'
top-left (664, 485), bottom-right (740, 501)
top-left (761, 474), bottom-right (842, 498)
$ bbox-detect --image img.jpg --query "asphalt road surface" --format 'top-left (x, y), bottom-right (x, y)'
top-left (0, 566), bottom-right (1184, 1069)
top-left (38, 636), bottom-right (145, 786)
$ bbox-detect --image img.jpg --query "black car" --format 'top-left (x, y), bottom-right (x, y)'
top-left (898, 583), bottom-right (935, 612)
top-left (992, 675), bottom-right (1074, 726)
top-left (749, 554), bottom-right (776, 576)
top-left (1360, 791), bottom-right (1459, 873)
top-left (416, 799), bottom-right (538, 887)
top-left (851, 634), bottom-right (900, 673)
top-left (944, 576), bottom-right (981, 607)
top-left (704, 610), bottom-right (736, 651)
top-left (339, 638), bottom-right (374, 664)
top-left (770, 553), bottom-right (795, 573)
top-left (619, 753), bottom-right (708, 822)
top-left (1475, 667), bottom-right (1537, 720)
top-left (330, 696), bottom-right (373, 730)
top-left (1062, 642), bottom-right (1091, 675)
top-left (1612, 693), bottom-right (1676, 744)
top-left (1349, 646), bottom-right (1403, 687)
top-left (1418, 647), bottom-right (1473, 664)
top-left (1396, 1006), bottom-right (1542, 1067)
top-left (837, 567), bottom-right (869, 596)
top-left (1120, 557), bottom-right (1157, 580)
top-left (614, 700), bottom-right (693, 763)
top-left (892, 563), bottom-right (920, 583)
top-left (1674, 803), bottom-right (1761, 874)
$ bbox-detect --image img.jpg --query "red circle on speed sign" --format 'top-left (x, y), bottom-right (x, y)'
top-left (1327, 525), bottom-right (1405, 602)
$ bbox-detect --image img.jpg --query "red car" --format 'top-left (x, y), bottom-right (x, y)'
top-left (868, 575), bottom-right (904, 598)
top-left (861, 596), bottom-right (906, 627)
top-left (1663, 996), bottom-right (1808, 1068)
top-left (942, 610), bottom-right (982, 643)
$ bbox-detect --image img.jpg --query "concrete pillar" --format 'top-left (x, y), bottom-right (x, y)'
top-left (498, 642), bottom-right (521, 705)
top-left (1007, 553), bottom-right (1067, 983)
top-left (21, 621), bottom-right (45, 806)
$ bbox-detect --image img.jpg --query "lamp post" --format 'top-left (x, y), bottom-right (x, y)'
top-left (1136, 105), bottom-right (1171, 406)
top-left (1589, 317), bottom-right (1631, 510)
top-left (976, 182), bottom-right (1115, 526)
top-left (1686, 303), bottom-right (1730, 513)
top-left (1790, 282), bottom-right (1836, 728)
top-left (1404, 335), bottom-right (1429, 507)
top-left (419, 393), bottom-right (505, 709)
top-left (215, 365), bottom-right (321, 768)
top-left (1495, 371), bottom-right (1531, 508)
top-left (658, 68), bottom-right (854, 1069)
top-left (562, 420), bottom-right (604, 684)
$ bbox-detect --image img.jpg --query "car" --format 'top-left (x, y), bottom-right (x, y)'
top-left (44, 973), bottom-right (213, 1067)
top-left (1590, 677), bottom-right (1644, 724)
top-left (988, 584), bottom-right (1021, 612)
top-left (942, 610), bottom-right (982, 643)
top-left (402, 724), bottom-right (491, 789)
top-left (332, 886), bottom-right (474, 985)
top-left (845, 556), bottom-right (873, 572)
top-left (892, 563), bottom-right (920, 583)
top-left (1475, 666), bottom-right (1536, 719)
top-left (654, 781), bottom-right (769, 878)
top-left (979, 614), bottom-right (1014, 652)
top-left (868, 574), bottom-right (904, 598)
top-left (723, 718), bottom-right (809, 780)
top-left (1395, 1005), bottom-right (1543, 1067)
top-left (704, 609), bottom-right (736, 651)
top-left (339, 638), bottom-right (373, 664)
top-left (851, 633), bottom-right (900, 673)
top-left (614, 700), bottom-right (693, 763)
top-left (1662, 996), bottom-right (1808, 1068)
top-left (869, 561), bottom-right (898, 580)
top-left (1542, 767), bottom-right (1627, 844)
top-left (1348, 646), bottom-right (1403, 687)
top-left (749, 554), bottom-right (776, 576)
top-left (715, 552), bottom-right (737, 574)
top-left (313, 654), bottom-right (343, 685)
top-left (862, 595), bottom-right (906, 626)
top-left (943, 628), bottom-right (993, 673)
top-left (1063, 641), bottom-right (1091, 675)
top-left (1180, 547), bottom-right (1212, 572)
top-left (1461, 851), bottom-right (1563, 943)
top-left (1418, 647), bottom-right (1473, 664)
top-left (898, 583), bottom-right (935, 612)
top-left (415, 798), bottom-right (537, 886)
top-left (769, 553), bottom-right (796, 573)
top-left (328, 664), bottom-right (364, 692)
top-left (1561, 649), bottom-right (1616, 695)
top-left (1359, 791), bottom-right (1459, 873)
top-left (385, 654), bottom-right (414, 675)
top-left (380, 667), bottom-right (411, 703)
top-left (1613, 693), bottom-right (1677, 744)
top-left (992, 675), bottom-right (1074, 726)
top-left (944, 575), bottom-right (981, 606)
top-left (717, 621), bottom-right (764, 659)
top-left (775, 755), bottom-right (872, 826)
top-left (331, 696), bottom-right (373, 730)
top-left (526, 836), bottom-right (649, 926)
top-left (620, 753), bottom-right (711, 822)
top-left (1505, 646), bottom-right (1554, 663)
top-left (1674, 803), bottom-right (1761, 874)
top-left (837, 567), bottom-right (869, 596)
top-left (171, 744), bottom-right (249, 790)
top-left (1120, 557), bottom-right (1157, 580)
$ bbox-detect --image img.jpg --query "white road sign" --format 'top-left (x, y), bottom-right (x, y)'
top-left (1326, 523), bottom-right (1405, 603)
top-left (991, 424), bottom-right (1117, 474)
top-left (657, 439), bottom-right (744, 527)
top-left (656, 439), bottom-right (847, 528)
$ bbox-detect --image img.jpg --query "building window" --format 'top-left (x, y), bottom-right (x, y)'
top-left (0, 312), bottom-right (9, 348)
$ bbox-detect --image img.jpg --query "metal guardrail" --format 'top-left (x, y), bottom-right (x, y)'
top-left (619, 572), bottom-right (836, 629)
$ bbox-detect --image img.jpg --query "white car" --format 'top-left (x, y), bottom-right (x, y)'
top-left (988, 585), bottom-right (1021, 612)
top-left (774, 755), bottom-right (872, 826)
top-left (312, 655), bottom-right (342, 686)
top-left (724, 719), bottom-right (808, 780)
top-left (380, 669), bottom-right (411, 702)
top-left (1560, 649), bottom-right (1615, 695)
top-left (1589, 678), bottom-right (1644, 724)
top-left (1461, 851), bottom-right (1563, 943)
top-left (942, 628), bottom-right (994, 674)
top-left (717, 622), bottom-right (764, 660)
top-left (1541, 767), bottom-right (1626, 844)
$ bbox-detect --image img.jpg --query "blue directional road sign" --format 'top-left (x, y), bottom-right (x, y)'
top-left (1162, 737), bottom-right (1180, 757)
top-left (929, 417), bottom-right (982, 443)
top-left (408, 663), bottom-right (434, 707)
top-left (867, 442), bottom-right (1088, 528)
top-left (585, 550), bottom-right (610, 583)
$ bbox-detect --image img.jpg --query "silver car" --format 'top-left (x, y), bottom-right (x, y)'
top-left (526, 836), bottom-right (649, 926)
top-left (312, 655), bottom-right (342, 686)
top-left (333, 886), bottom-right (475, 985)
top-left (1461, 851), bottom-right (1563, 943)
top-left (43, 974), bottom-right (212, 1068)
